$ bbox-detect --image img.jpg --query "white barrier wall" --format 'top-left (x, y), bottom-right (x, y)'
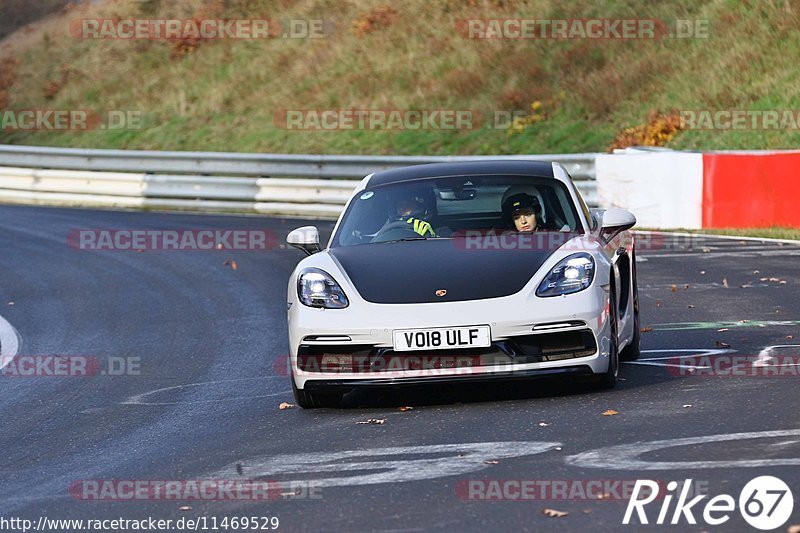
top-left (595, 151), bottom-right (704, 229)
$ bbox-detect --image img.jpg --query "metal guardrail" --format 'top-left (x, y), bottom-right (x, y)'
top-left (0, 145), bottom-right (600, 217)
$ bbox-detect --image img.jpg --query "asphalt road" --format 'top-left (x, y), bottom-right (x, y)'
top-left (1, 204), bottom-right (799, 533)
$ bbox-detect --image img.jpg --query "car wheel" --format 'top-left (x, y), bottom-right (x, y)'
top-left (620, 251), bottom-right (641, 361)
top-left (597, 290), bottom-right (619, 390)
top-left (291, 372), bottom-right (343, 409)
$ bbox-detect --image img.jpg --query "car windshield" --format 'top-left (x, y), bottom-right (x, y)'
top-left (332, 175), bottom-right (584, 247)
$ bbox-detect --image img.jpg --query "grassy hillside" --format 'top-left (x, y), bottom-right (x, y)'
top-left (1, 0), bottom-right (799, 154)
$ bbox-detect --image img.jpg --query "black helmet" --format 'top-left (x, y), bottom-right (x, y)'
top-left (502, 193), bottom-right (541, 219)
top-left (388, 187), bottom-right (434, 220)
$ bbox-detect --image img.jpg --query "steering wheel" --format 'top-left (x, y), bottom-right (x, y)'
top-left (371, 221), bottom-right (421, 243)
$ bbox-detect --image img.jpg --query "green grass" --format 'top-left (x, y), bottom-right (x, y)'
top-left (2, 0), bottom-right (800, 154)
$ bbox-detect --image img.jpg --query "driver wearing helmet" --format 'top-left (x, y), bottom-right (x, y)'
top-left (388, 190), bottom-right (437, 237)
top-left (501, 193), bottom-right (541, 232)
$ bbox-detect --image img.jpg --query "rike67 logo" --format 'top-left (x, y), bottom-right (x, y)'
top-left (624, 476), bottom-right (794, 530)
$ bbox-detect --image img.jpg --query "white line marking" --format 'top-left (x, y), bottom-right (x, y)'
top-left (634, 230), bottom-right (800, 245)
top-left (0, 313), bottom-right (20, 370)
top-left (121, 376), bottom-right (290, 405)
top-left (566, 429), bottom-right (800, 470)
top-left (210, 441), bottom-right (561, 488)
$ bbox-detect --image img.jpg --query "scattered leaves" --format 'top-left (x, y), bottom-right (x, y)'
top-left (602, 410), bottom-right (619, 416)
top-left (399, 406), bottom-right (414, 412)
top-left (715, 340), bottom-right (731, 348)
top-left (357, 418), bottom-right (386, 425)
top-left (279, 402), bottom-right (294, 410)
top-left (223, 259), bottom-right (238, 270)
top-left (640, 327), bottom-right (653, 333)
top-left (542, 508), bottom-right (568, 518)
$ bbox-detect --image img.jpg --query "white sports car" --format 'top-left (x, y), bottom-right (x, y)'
top-left (286, 161), bottom-right (639, 408)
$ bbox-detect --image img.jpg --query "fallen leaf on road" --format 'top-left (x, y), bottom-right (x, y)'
top-left (702, 247), bottom-right (711, 253)
top-left (640, 327), bottom-right (653, 333)
top-left (758, 324), bottom-right (767, 328)
top-left (281, 489), bottom-right (302, 497)
top-left (399, 406), bottom-right (414, 412)
top-left (582, 509), bottom-right (592, 514)
top-left (357, 418), bottom-right (386, 425)
top-left (602, 410), bottom-right (618, 416)
top-left (279, 402), bottom-right (294, 410)
top-left (542, 508), bottom-right (568, 518)
top-left (786, 524), bottom-right (800, 533)
top-left (684, 284), bottom-right (690, 290)
top-left (715, 340), bottom-right (731, 348)
top-left (538, 422), bottom-right (550, 427)
top-left (700, 270), bottom-right (706, 275)
top-left (687, 305), bottom-right (695, 308)
top-left (179, 506), bottom-right (192, 511)
top-left (7, 302), bottom-right (13, 306)
top-left (483, 460), bottom-right (499, 465)
top-left (788, 336), bottom-right (795, 340)
top-left (739, 320), bottom-right (749, 323)
top-left (656, 300), bottom-right (662, 308)
top-left (723, 277), bottom-right (729, 288)
top-left (769, 277), bottom-right (781, 282)
top-left (683, 404), bottom-right (692, 408)
top-left (671, 285), bottom-right (677, 292)
top-left (555, 447), bottom-right (562, 451)
top-left (780, 280), bottom-right (787, 284)
top-left (717, 328), bottom-right (729, 332)
top-left (223, 259), bottom-right (238, 270)
top-left (753, 270), bottom-right (760, 274)
top-left (236, 463), bottom-right (243, 475)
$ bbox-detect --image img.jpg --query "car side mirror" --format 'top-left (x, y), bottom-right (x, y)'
top-left (599, 208), bottom-right (636, 242)
top-left (287, 226), bottom-right (321, 255)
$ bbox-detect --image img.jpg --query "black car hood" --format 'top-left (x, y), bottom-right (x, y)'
top-left (329, 238), bottom-right (559, 304)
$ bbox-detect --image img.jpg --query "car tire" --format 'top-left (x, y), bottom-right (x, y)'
top-left (597, 290), bottom-right (619, 390)
top-left (619, 250), bottom-right (641, 362)
top-left (291, 372), bottom-right (343, 409)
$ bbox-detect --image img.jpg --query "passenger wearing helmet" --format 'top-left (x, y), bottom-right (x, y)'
top-left (387, 190), bottom-right (437, 237)
top-left (501, 193), bottom-right (541, 232)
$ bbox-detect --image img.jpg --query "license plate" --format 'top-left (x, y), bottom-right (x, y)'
top-left (392, 326), bottom-right (491, 352)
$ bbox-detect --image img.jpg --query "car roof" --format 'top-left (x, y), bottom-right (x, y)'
top-left (365, 160), bottom-right (557, 188)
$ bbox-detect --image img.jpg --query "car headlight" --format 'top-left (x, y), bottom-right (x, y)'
top-left (536, 253), bottom-right (595, 297)
top-left (297, 268), bottom-right (349, 309)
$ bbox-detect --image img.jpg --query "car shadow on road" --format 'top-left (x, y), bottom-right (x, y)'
top-left (336, 364), bottom-right (674, 409)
